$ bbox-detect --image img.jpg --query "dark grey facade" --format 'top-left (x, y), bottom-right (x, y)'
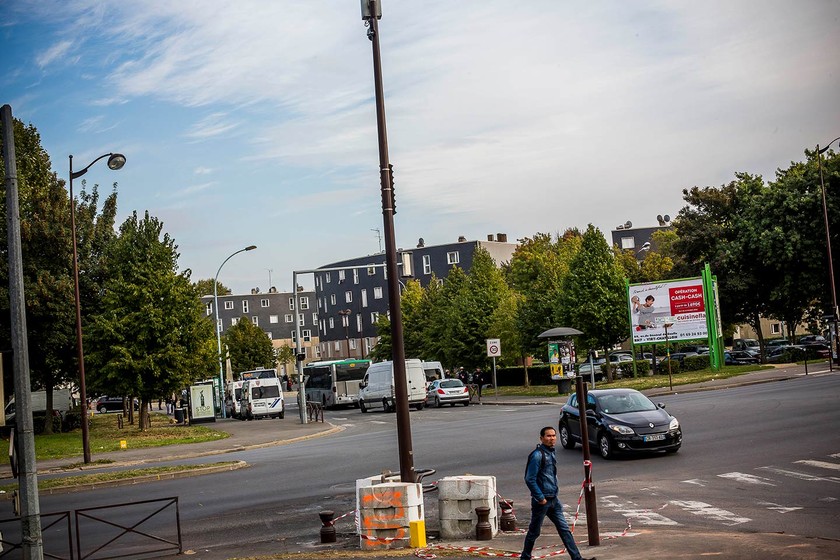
top-left (611, 224), bottom-right (671, 258)
top-left (201, 288), bottom-right (320, 362)
top-left (315, 236), bottom-right (517, 360)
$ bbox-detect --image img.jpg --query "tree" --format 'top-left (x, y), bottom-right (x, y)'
top-left (194, 278), bottom-right (231, 297)
top-left (275, 345), bottom-right (296, 376)
top-left (558, 225), bottom-right (629, 381)
top-left (86, 211), bottom-right (216, 430)
top-left (224, 317), bottom-right (276, 376)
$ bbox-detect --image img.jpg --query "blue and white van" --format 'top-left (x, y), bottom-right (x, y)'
top-left (240, 378), bottom-right (284, 420)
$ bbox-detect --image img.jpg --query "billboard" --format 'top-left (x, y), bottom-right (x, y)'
top-left (628, 277), bottom-right (708, 344)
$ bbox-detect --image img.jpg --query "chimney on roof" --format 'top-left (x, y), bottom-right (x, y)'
top-left (269, 286), bottom-right (277, 293)
top-left (417, 237), bottom-right (425, 248)
top-left (487, 234), bottom-right (495, 241)
top-left (497, 233), bottom-right (507, 242)
top-left (458, 235), bottom-right (467, 242)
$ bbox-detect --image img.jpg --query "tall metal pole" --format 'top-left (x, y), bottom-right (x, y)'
top-left (214, 246), bottom-right (257, 418)
top-left (364, 0), bottom-right (415, 483)
top-left (574, 371), bottom-right (599, 547)
top-left (294, 272), bottom-right (307, 424)
top-left (3, 104), bottom-right (45, 559)
top-left (817, 138), bottom-right (840, 368)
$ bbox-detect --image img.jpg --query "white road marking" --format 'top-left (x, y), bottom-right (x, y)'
top-left (758, 466), bottom-right (840, 483)
top-left (682, 479), bottom-right (707, 487)
top-left (717, 472), bottom-right (776, 486)
top-left (600, 495), bottom-right (680, 526)
top-left (369, 420), bottom-right (390, 425)
top-left (795, 459), bottom-right (840, 471)
top-left (830, 453), bottom-right (840, 459)
top-left (758, 501), bottom-right (803, 514)
top-left (669, 500), bottom-right (751, 526)
top-left (818, 497), bottom-right (838, 502)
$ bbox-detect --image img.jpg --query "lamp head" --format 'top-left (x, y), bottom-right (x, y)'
top-left (245, 245), bottom-right (257, 251)
top-left (107, 153), bottom-right (126, 171)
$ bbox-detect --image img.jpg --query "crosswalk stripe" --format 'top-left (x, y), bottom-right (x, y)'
top-left (795, 459), bottom-right (840, 471)
top-left (758, 466), bottom-right (840, 483)
top-left (718, 472), bottom-right (775, 486)
top-left (669, 500), bottom-right (751, 526)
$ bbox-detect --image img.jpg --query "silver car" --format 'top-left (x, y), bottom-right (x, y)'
top-left (426, 379), bottom-right (470, 408)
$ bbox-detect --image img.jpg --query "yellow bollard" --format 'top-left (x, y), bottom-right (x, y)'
top-left (409, 520), bottom-right (426, 548)
top-left (119, 440), bottom-right (127, 449)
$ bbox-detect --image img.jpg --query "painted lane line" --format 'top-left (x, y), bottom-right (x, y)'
top-left (830, 453), bottom-right (840, 459)
top-left (758, 466), bottom-right (840, 484)
top-left (717, 472), bottom-right (776, 486)
top-left (795, 459), bottom-right (840, 471)
top-left (600, 495), bottom-right (679, 526)
top-left (758, 501), bottom-right (803, 514)
top-left (669, 500), bottom-right (751, 526)
top-left (681, 479), bottom-right (707, 487)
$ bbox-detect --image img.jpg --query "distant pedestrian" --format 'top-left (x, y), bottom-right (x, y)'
top-left (521, 427), bottom-right (595, 560)
top-left (475, 368), bottom-right (484, 400)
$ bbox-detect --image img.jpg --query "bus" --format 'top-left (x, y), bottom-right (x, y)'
top-left (304, 359), bottom-right (372, 408)
top-left (240, 368), bottom-right (278, 380)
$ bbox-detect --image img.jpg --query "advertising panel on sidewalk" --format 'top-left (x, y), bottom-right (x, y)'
top-left (189, 382), bottom-right (216, 423)
top-left (628, 277), bottom-right (708, 344)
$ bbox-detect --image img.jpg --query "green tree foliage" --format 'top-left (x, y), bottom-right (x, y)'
top-left (194, 278), bottom-right (231, 297)
top-left (275, 345), bottom-right (296, 376)
top-left (224, 316), bottom-right (276, 375)
top-left (369, 313), bottom-right (392, 362)
top-left (400, 279), bottom-right (426, 359)
top-left (86, 211), bottom-right (216, 430)
top-left (558, 225), bottom-right (629, 381)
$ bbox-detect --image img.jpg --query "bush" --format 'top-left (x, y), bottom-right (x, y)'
top-left (62, 410), bottom-right (85, 432)
top-left (631, 359), bottom-right (650, 377)
top-left (682, 355), bottom-right (708, 371)
top-left (32, 413), bottom-right (62, 435)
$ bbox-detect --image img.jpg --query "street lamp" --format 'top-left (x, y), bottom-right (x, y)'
top-left (338, 309), bottom-right (352, 357)
top-left (817, 136), bottom-right (840, 368)
top-left (214, 245), bottom-right (257, 418)
top-left (69, 152), bottom-right (126, 464)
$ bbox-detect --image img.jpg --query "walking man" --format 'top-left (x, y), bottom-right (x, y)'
top-left (521, 426), bottom-right (595, 560)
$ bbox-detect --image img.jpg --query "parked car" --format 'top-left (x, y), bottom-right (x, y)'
top-left (577, 362), bottom-right (605, 381)
top-left (426, 378), bottom-right (470, 407)
top-left (765, 345), bottom-right (806, 364)
top-left (558, 388), bottom-right (681, 459)
top-left (799, 334), bottom-right (827, 345)
top-left (724, 350), bottom-right (760, 365)
top-left (766, 338), bottom-right (790, 347)
top-left (96, 396), bottom-right (139, 413)
top-left (657, 352), bottom-right (697, 369)
top-left (732, 338), bottom-right (760, 356)
top-left (804, 343), bottom-right (831, 358)
top-left (680, 344), bottom-right (709, 354)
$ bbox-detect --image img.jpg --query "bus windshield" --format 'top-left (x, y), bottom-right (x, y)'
top-left (306, 366), bottom-right (333, 390)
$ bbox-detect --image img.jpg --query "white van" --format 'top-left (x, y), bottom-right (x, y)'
top-left (5, 388), bottom-right (75, 425)
top-left (421, 361), bottom-right (445, 389)
top-left (225, 380), bottom-right (246, 419)
top-left (240, 378), bottom-right (285, 420)
top-left (358, 359), bottom-right (427, 413)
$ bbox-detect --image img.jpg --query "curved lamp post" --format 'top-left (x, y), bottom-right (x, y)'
top-left (214, 245), bottom-right (257, 418)
top-left (69, 152), bottom-right (126, 464)
top-left (817, 136), bottom-right (840, 367)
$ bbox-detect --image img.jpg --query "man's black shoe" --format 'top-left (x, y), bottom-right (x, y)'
top-left (581, 557), bottom-right (597, 560)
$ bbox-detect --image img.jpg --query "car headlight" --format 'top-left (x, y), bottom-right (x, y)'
top-left (608, 424), bottom-right (635, 435)
top-left (669, 417), bottom-right (680, 430)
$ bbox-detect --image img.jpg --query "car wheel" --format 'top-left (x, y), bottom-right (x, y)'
top-left (463, 400), bottom-right (469, 407)
top-left (435, 397), bottom-right (442, 408)
top-left (415, 401), bottom-right (424, 411)
top-left (98, 406), bottom-right (107, 414)
top-left (360, 399), bottom-right (368, 413)
top-left (383, 398), bottom-right (392, 412)
top-left (559, 422), bottom-right (576, 450)
top-left (279, 410), bottom-right (284, 419)
top-left (598, 432), bottom-right (614, 459)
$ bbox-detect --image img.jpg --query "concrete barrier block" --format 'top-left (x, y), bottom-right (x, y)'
top-left (437, 475), bottom-right (496, 501)
top-left (439, 515), bottom-right (499, 539)
top-left (360, 527), bottom-right (410, 551)
top-left (438, 497), bottom-right (499, 520)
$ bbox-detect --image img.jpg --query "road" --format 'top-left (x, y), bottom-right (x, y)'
top-left (35, 373), bottom-right (840, 558)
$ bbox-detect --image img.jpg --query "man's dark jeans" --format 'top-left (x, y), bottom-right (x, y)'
top-left (520, 496), bottom-right (582, 560)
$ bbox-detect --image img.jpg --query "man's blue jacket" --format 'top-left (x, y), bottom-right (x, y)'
top-left (524, 443), bottom-right (558, 501)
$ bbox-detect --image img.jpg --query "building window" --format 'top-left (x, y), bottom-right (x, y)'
top-left (216, 318), bottom-right (222, 332)
top-left (447, 251), bottom-right (460, 265)
top-left (299, 315), bottom-right (305, 326)
top-left (288, 297), bottom-right (295, 310)
top-left (285, 314), bottom-right (293, 323)
top-left (423, 255), bottom-right (431, 274)
top-left (260, 298), bottom-right (269, 308)
top-left (312, 312), bottom-right (318, 324)
top-left (231, 317), bottom-right (239, 326)
top-left (325, 272), bottom-right (331, 283)
top-left (205, 302), bottom-right (213, 315)
top-left (341, 314), bottom-right (349, 327)
top-left (334, 341), bottom-right (341, 351)
top-left (329, 317), bottom-right (335, 329)
top-left (345, 291), bottom-right (352, 303)
top-left (621, 237), bottom-right (635, 250)
top-left (361, 289), bottom-right (368, 308)
top-left (330, 294), bottom-right (336, 305)
top-left (224, 301), bottom-right (234, 310)
top-left (266, 331), bottom-right (273, 340)
top-left (374, 286), bottom-right (383, 299)
top-left (251, 316), bottom-right (259, 326)
top-left (367, 266), bottom-right (376, 276)
top-left (353, 268), bottom-right (359, 284)
top-left (300, 297), bottom-right (309, 310)
top-left (437, 278), bottom-right (444, 286)
top-left (771, 323), bottom-right (782, 335)
top-left (356, 313), bottom-right (362, 333)
top-left (349, 339), bottom-right (357, 350)
top-left (242, 300), bottom-right (249, 313)
top-left (315, 346), bottom-right (322, 358)
top-left (371, 311), bottom-right (379, 324)
top-left (339, 270), bottom-right (346, 282)
top-left (270, 315), bottom-right (279, 324)
top-left (302, 329), bottom-right (312, 342)
top-left (315, 276), bottom-right (321, 289)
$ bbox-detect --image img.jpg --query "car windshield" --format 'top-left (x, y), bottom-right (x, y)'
top-left (440, 379), bottom-right (464, 388)
top-left (597, 393), bottom-right (657, 414)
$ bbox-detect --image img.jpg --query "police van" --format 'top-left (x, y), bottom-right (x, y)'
top-left (240, 378), bottom-right (285, 420)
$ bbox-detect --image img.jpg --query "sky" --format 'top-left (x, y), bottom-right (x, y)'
top-left (2, 1), bottom-right (838, 295)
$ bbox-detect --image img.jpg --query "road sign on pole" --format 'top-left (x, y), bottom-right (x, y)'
top-left (486, 338), bottom-right (501, 357)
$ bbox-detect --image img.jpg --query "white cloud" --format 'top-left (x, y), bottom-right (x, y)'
top-left (35, 39), bottom-right (73, 68)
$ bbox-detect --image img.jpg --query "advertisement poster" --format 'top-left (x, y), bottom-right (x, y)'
top-left (189, 383), bottom-right (216, 423)
top-left (628, 278), bottom-right (708, 344)
top-left (549, 342), bottom-right (575, 380)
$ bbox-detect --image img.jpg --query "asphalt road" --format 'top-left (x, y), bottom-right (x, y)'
top-left (33, 373), bottom-right (840, 558)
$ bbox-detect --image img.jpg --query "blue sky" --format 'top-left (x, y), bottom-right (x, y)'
top-left (2, 0), bottom-right (838, 294)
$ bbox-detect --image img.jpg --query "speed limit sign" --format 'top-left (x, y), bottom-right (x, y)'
top-left (486, 338), bottom-right (501, 357)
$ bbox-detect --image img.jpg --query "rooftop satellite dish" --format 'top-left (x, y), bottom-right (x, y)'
top-left (664, 214), bottom-right (671, 223)
top-left (625, 220), bottom-right (632, 229)
top-left (656, 214), bottom-right (664, 225)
